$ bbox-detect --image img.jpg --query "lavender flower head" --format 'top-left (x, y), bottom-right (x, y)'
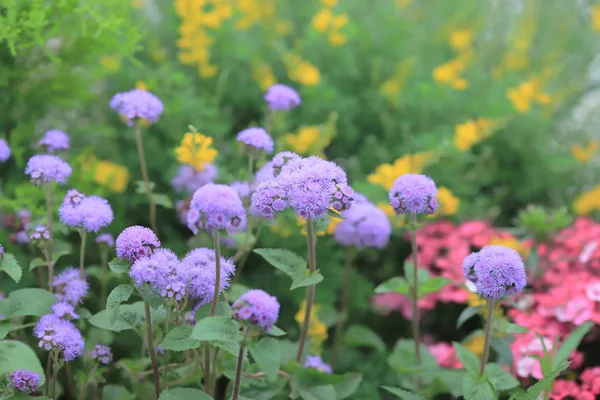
top-left (182, 248), bottom-right (236, 307)
top-left (59, 192), bottom-right (114, 233)
top-left (38, 130), bottom-right (70, 153)
top-left (29, 225), bottom-right (50, 246)
top-left (334, 202), bottom-right (392, 249)
top-left (34, 313), bottom-right (85, 361)
top-left (53, 267), bottom-right (89, 305)
top-left (51, 302), bottom-right (79, 320)
top-left (115, 226), bottom-right (160, 263)
top-left (90, 344), bottom-right (113, 365)
top-left (110, 89), bottom-right (164, 127)
top-left (304, 355), bottom-right (333, 374)
top-left (265, 84), bottom-right (301, 111)
top-left (0, 138), bottom-right (11, 162)
top-left (255, 162), bottom-right (275, 185)
top-left (250, 180), bottom-right (287, 220)
top-left (389, 174), bottom-right (438, 215)
top-left (232, 289), bottom-right (280, 332)
top-left (96, 233), bottom-right (115, 247)
top-left (187, 184), bottom-right (246, 234)
top-left (462, 245), bottom-right (527, 299)
top-left (272, 151), bottom-right (301, 177)
top-left (230, 181), bottom-right (251, 199)
top-left (0, 244), bottom-right (4, 258)
top-left (130, 248), bottom-right (186, 302)
top-left (25, 154), bottom-right (72, 185)
top-left (10, 370), bottom-right (41, 394)
top-left (171, 164), bottom-right (217, 194)
top-left (236, 127), bottom-right (274, 154)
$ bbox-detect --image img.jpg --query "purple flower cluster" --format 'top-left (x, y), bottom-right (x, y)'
top-left (51, 302), bottom-right (79, 320)
top-left (334, 201), bottom-right (392, 249)
top-left (255, 162), bottom-right (275, 184)
top-left (34, 313), bottom-right (84, 361)
top-left (8, 209), bottom-right (31, 245)
top-left (462, 245), bottom-right (527, 299)
top-left (29, 225), bottom-right (50, 247)
top-left (59, 190), bottom-right (114, 233)
top-left (265, 84), bottom-right (301, 111)
top-left (0, 138), bottom-right (11, 162)
top-left (232, 289), bottom-right (280, 332)
top-left (230, 181), bottom-right (251, 199)
top-left (251, 153), bottom-right (354, 220)
top-left (38, 130), bottom-right (70, 153)
top-left (186, 184), bottom-right (246, 234)
top-left (0, 244), bottom-right (4, 258)
top-left (25, 154), bottom-right (72, 185)
top-left (96, 233), bottom-right (114, 247)
top-left (130, 248), bottom-right (187, 302)
top-left (304, 355), bottom-right (333, 374)
top-left (109, 89), bottom-right (164, 126)
top-left (171, 164), bottom-right (218, 194)
top-left (389, 174), bottom-right (438, 215)
top-left (53, 268), bottom-right (89, 305)
top-left (182, 248), bottom-right (236, 307)
top-left (90, 344), bottom-right (113, 365)
top-left (115, 226), bottom-right (160, 263)
top-left (236, 127), bottom-right (274, 154)
top-left (10, 370), bottom-right (41, 394)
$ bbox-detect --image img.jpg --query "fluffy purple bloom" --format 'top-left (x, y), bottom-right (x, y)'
top-left (115, 226), bottom-right (160, 262)
top-left (13, 231), bottom-right (29, 245)
top-left (462, 245), bottom-right (527, 299)
top-left (59, 193), bottom-right (114, 233)
top-left (51, 302), bottom-right (79, 320)
top-left (96, 233), bottom-right (114, 247)
top-left (0, 244), bottom-right (4, 258)
top-left (53, 267), bottom-right (89, 305)
top-left (184, 311), bottom-right (196, 325)
top-left (389, 174), bottom-right (438, 215)
top-left (38, 130), bottom-right (70, 153)
top-left (250, 180), bottom-right (287, 219)
top-left (232, 289), bottom-right (280, 332)
top-left (272, 151), bottom-right (301, 177)
top-left (130, 248), bottom-right (185, 301)
top-left (0, 138), bottom-right (11, 162)
top-left (171, 164), bottom-right (218, 194)
top-left (109, 89), bottom-right (164, 127)
top-left (230, 181), bottom-right (251, 199)
top-left (264, 84), bottom-right (301, 111)
top-left (182, 248), bottom-right (236, 307)
top-left (90, 344), bottom-right (113, 365)
top-left (34, 313), bottom-right (85, 361)
top-left (187, 184), bottom-right (246, 234)
top-left (304, 355), bottom-right (333, 374)
top-left (29, 225), bottom-right (51, 246)
top-left (334, 202), bottom-right (392, 249)
top-left (25, 154), bottom-right (72, 185)
top-left (255, 162), bottom-right (275, 185)
top-left (236, 127), bottom-right (274, 154)
top-left (10, 370), bottom-right (41, 394)
top-left (156, 346), bottom-right (165, 355)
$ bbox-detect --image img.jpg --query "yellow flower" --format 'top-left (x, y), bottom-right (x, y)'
top-left (175, 133), bottom-right (218, 171)
top-left (489, 235), bottom-right (530, 258)
top-left (270, 218), bottom-right (292, 238)
top-left (295, 301), bottom-right (328, 354)
top-left (135, 81), bottom-right (148, 91)
top-left (285, 126), bottom-right (320, 155)
top-left (275, 20), bottom-right (293, 36)
top-left (100, 55), bottom-right (120, 72)
top-left (572, 140), bottom-right (598, 163)
top-left (507, 77), bottom-right (552, 114)
top-left (321, 0), bottom-right (337, 6)
top-left (573, 185), bottom-right (600, 215)
top-left (591, 5), bottom-right (600, 32)
top-left (312, 8), bottom-right (332, 33)
top-left (297, 215), bottom-right (339, 236)
top-left (328, 31), bottom-right (347, 46)
top-left (288, 60), bottom-right (321, 86)
top-left (432, 58), bottom-right (468, 90)
top-left (251, 62), bottom-right (276, 91)
top-left (454, 117), bottom-right (496, 151)
top-left (82, 156), bottom-right (131, 193)
top-left (467, 292), bottom-right (503, 318)
top-left (464, 334), bottom-right (485, 356)
top-left (449, 29), bottom-right (474, 52)
top-left (368, 151), bottom-right (433, 190)
top-left (435, 187), bottom-right (460, 216)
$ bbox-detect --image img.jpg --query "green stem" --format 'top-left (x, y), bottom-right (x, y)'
top-left (44, 183), bottom-right (54, 290)
top-left (45, 352), bottom-right (52, 397)
top-left (204, 343), bottom-right (211, 394)
top-left (210, 231), bottom-right (221, 317)
top-left (100, 249), bottom-right (108, 305)
top-left (332, 247), bottom-right (355, 367)
top-left (52, 352), bottom-right (59, 400)
top-left (410, 213), bottom-right (421, 389)
top-left (480, 299), bottom-right (496, 375)
top-left (163, 307), bottom-right (170, 388)
top-left (78, 365), bottom-right (96, 400)
top-left (232, 329), bottom-right (250, 400)
top-left (133, 122), bottom-right (158, 234)
top-left (247, 153), bottom-right (254, 184)
top-left (144, 301), bottom-right (161, 398)
top-left (79, 229), bottom-right (87, 279)
top-left (296, 218), bottom-right (317, 362)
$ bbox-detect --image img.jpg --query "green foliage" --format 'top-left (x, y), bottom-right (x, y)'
top-left (517, 205), bottom-right (572, 242)
top-left (0, 288), bottom-right (56, 318)
top-left (190, 316), bottom-right (242, 343)
top-left (254, 248), bottom-right (323, 290)
top-left (381, 386), bottom-right (426, 400)
top-left (109, 257), bottom-right (131, 274)
top-left (0, 253), bottom-right (22, 282)
top-left (158, 388), bottom-right (214, 400)
top-left (344, 325), bottom-right (386, 353)
top-left (106, 284), bottom-right (134, 326)
top-left (0, 340), bottom-right (45, 385)
top-left (453, 342), bottom-right (480, 376)
top-left (161, 325), bottom-right (202, 352)
top-left (248, 337), bottom-right (281, 379)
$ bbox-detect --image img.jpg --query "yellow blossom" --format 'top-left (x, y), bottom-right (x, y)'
top-left (368, 151), bottom-right (433, 190)
top-left (435, 187), bottom-right (460, 216)
top-left (432, 58), bottom-right (468, 90)
top-left (506, 77), bottom-right (552, 114)
top-left (573, 185), bottom-right (600, 215)
top-left (464, 334), bottom-right (485, 356)
top-left (591, 5), bottom-right (600, 32)
top-left (312, 8), bottom-right (333, 33)
top-left (132, 0), bottom-right (145, 8)
top-left (572, 140), bottom-right (598, 163)
top-left (175, 133), bottom-right (218, 171)
top-left (329, 31), bottom-right (347, 46)
top-left (467, 292), bottom-right (504, 319)
top-left (490, 235), bottom-right (530, 258)
top-left (378, 202), bottom-right (405, 228)
top-left (100, 55), bottom-right (120, 72)
top-left (285, 126), bottom-right (320, 155)
top-left (288, 60), bottom-right (321, 86)
top-left (82, 156), bottom-right (130, 193)
top-left (135, 81), bottom-right (148, 91)
top-left (454, 118), bottom-right (496, 152)
top-left (321, 0), bottom-right (337, 6)
top-left (295, 301), bottom-right (328, 354)
top-left (311, 8), bottom-right (348, 46)
top-left (449, 29), bottom-right (474, 52)
top-left (251, 62), bottom-right (276, 91)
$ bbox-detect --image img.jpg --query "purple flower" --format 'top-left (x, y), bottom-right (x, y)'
top-left (109, 89), bottom-right (164, 127)
top-left (462, 245), bottom-right (527, 299)
top-left (389, 174), bottom-right (438, 215)
top-left (182, 248), bottom-right (236, 307)
top-left (334, 202), bottom-right (392, 249)
top-left (0, 138), bottom-right (11, 162)
top-left (90, 344), bottom-right (113, 365)
top-left (59, 193), bottom-right (114, 233)
top-left (130, 248), bottom-right (185, 301)
top-left (115, 226), bottom-right (160, 262)
top-left (186, 184), bottom-right (246, 234)
top-left (250, 180), bottom-right (287, 219)
top-left (184, 311), bottom-right (196, 325)
top-left (272, 151), bottom-right (301, 177)
top-left (236, 127), bottom-right (274, 154)
top-left (10, 370), bottom-right (41, 394)
top-left (232, 289), bottom-right (280, 332)
top-left (51, 302), bottom-right (79, 320)
top-left (156, 346), bottom-right (165, 355)
top-left (12, 231), bottom-right (30, 245)
top-left (264, 84), bottom-right (301, 111)
top-left (0, 244), bottom-right (4, 258)
top-left (53, 267), bottom-right (89, 305)
top-left (304, 355), bottom-right (333, 374)
top-left (29, 225), bottom-right (51, 246)
top-left (25, 154), bottom-right (72, 185)
top-left (96, 233), bottom-right (115, 247)
top-left (171, 164), bottom-right (218, 194)
top-left (34, 313), bottom-right (85, 361)
top-left (38, 130), bottom-right (70, 153)
top-left (255, 162), bottom-right (275, 184)
top-left (230, 181), bottom-right (251, 199)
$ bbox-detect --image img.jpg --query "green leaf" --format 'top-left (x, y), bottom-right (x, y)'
top-left (152, 193), bottom-right (173, 209)
top-left (195, 299), bottom-right (233, 320)
top-left (290, 269), bottom-right (324, 290)
top-left (89, 302), bottom-right (163, 332)
top-left (190, 316), bottom-right (242, 343)
top-left (344, 325), bottom-right (385, 353)
top-left (453, 342), bottom-right (480, 375)
top-left (298, 385), bottom-right (337, 400)
top-left (462, 373), bottom-right (495, 400)
top-left (553, 321), bottom-right (593, 368)
top-left (331, 373), bottom-right (362, 399)
top-left (107, 284), bottom-right (134, 326)
top-left (0, 288), bottom-right (57, 318)
top-left (248, 337), bottom-right (280, 379)
top-left (161, 325), bottom-right (202, 351)
top-left (388, 339), bottom-right (438, 376)
top-left (51, 250), bottom-right (70, 264)
top-left (254, 248), bottom-right (307, 277)
top-left (102, 384), bottom-right (134, 400)
top-left (404, 262), bottom-right (430, 286)
top-left (137, 284), bottom-right (164, 309)
top-left (436, 370), bottom-right (466, 398)
top-left (29, 257), bottom-right (46, 271)
top-left (374, 277), bottom-right (410, 294)
top-left (0, 341), bottom-right (45, 385)
top-left (313, 214), bottom-right (332, 233)
top-left (109, 257), bottom-right (130, 273)
top-left (0, 320), bottom-right (11, 339)
top-left (89, 310), bottom-right (135, 332)
top-left (491, 336), bottom-right (515, 371)
top-left (1, 253), bottom-right (22, 282)
top-left (267, 325), bottom-right (286, 337)
top-left (135, 180), bottom-right (156, 194)
top-left (327, 209), bottom-right (344, 220)
top-left (519, 362), bottom-right (570, 400)
top-left (417, 276), bottom-right (451, 298)
top-left (496, 320), bottom-right (529, 334)
top-left (457, 306), bottom-right (480, 329)
top-left (485, 363), bottom-right (519, 391)
top-left (381, 386), bottom-right (426, 400)
top-left (158, 387), bottom-right (213, 400)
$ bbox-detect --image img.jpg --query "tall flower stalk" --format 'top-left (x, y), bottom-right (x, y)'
top-left (45, 183), bottom-right (55, 289)
top-left (134, 123), bottom-right (158, 234)
top-left (79, 229), bottom-right (87, 279)
top-left (409, 213), bottom-right (421, 386)
top-left (296, 218), bottom-right (317, 361)
top-left (480, 299), bottom-right (495, 375)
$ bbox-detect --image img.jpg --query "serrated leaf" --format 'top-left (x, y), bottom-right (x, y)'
top-left (344, 325), bottom-right (385, 353)
top-left (254, 248), bottom-right (307, 277)
top-left (248, 337), bottom-right (280, 379)
top-left (136, 284), bottom-right (164, 309)
top-left (161, 325), bottom-right (202, 351)
top-left (381, 386), bottom-right (426, 400)
top-left (290, 269), bottom-right (323, 290)
top-left (453, 342), bottom-right (480, 375)
top-left (0, 288), bottom-right (57, 318)
top-left (29, 257), bottom-right (46, 271)
top-left (1, 253), bottom-right (22, 282)
top-left (553, 321), bottom-right (593, 369)
top-left (190, 316), bottom-right (242, 343)
top-left (107, 284), bottom-right (134, 326)
top-left (158, 387), bottom-right (213, 400)
top-left (89, 310), bottom-right (134, 332)
top-left (417, 276), bottom-right (451, 298)
top-left (457, 306), bottom-right (480, 329)
top-left (108, 257), bottom-right (130, 273)
top-left (462, 374), bottom-right (495, 400)
top-left (374, 277), bottom-right (410, 294)
top-left (298, 385), bottom-right (336, 400)
top-left (485, 363), bottom-right (519, 391)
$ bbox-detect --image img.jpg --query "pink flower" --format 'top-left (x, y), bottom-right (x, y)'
top-left (555, 296), bottom-right (593, 326)
top-left (516, 356), bottom-right (543, 380)
top-left (550, 379), bottom-right (595, 400)
top-left (585, 281), bottom-right (600, 302)
top-left (581, 367), bottom-right (600, 395)
top-left (427, 343), bottom-right (462, 369)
